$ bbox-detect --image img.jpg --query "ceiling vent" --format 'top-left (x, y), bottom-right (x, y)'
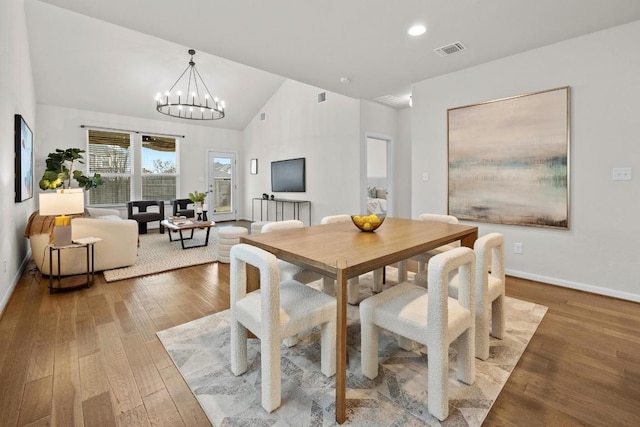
top-left (317, 92), bottom-right (326, 103)
top-left (434, 41), bottom-right (467, 57)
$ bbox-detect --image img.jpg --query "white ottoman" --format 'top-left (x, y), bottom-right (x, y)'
top-left (217, 226), bottom-right (249, 263)
top-left (251, 221), bottom-right (272, 235)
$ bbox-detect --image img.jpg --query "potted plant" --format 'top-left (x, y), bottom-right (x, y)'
top-left (39, 148), bottom-right (103, 190)
top-left (188, 190), bottom-right (207, 209)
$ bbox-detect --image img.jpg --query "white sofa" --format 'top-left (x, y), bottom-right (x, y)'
top-left (29, 208), bottom-right (139, 276)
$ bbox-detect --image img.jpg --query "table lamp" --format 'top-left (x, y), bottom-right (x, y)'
top-left (39, 189), bottom-right (85, 246)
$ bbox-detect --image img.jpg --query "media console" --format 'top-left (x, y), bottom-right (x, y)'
top-left (252, 198), bottom-right (311, 226)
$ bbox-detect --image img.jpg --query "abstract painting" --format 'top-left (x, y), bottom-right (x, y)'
top-left (15, 114), bottom-right (34, 202)
top-left (448, 87), bottom-right (570, 229)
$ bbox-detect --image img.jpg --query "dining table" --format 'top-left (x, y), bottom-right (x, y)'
top-left (240, 216), bottom-right (478, 424)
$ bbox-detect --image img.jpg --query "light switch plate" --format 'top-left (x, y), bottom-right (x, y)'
top-left (422, 172), bottom-right (429, 181)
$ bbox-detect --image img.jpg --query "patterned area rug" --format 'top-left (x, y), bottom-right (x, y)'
top-left (103, 229), bottom-right (218, 282)
top-left (157, 269), bottom-right (547, 426)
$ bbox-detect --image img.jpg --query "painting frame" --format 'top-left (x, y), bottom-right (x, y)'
top-left (447, 86), bottom-right (570, 229)
top-left (14, 114), bottom-right (34, 203)
top-left (250, 158), bottom-right (258, 175)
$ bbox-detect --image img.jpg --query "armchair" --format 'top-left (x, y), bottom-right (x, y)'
top-left (170, 198), bottom-right (195, 218)
top-left (26, 208), bottom-right (139, 276)
top-left (127, 200), bottom-right (165, 234)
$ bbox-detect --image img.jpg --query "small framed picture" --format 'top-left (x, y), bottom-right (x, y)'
top-left (250, 158), bottom-right (258, 175)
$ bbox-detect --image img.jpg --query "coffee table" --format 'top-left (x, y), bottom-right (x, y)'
top-left (161, 219), bottom-right (216, 249)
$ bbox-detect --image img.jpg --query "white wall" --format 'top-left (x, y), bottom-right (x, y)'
top-left (0, 0), bottom-right (37, 313)
top-left (242, 80), bottom-right (361, 224)
top-left (412, 20), bottom-right (640, 301)
top-left (35, 105), bottom-right (243, 218)
top-left (396, 108), bottom-right (412, 219)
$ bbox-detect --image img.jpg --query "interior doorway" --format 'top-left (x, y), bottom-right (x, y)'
top-left (207, 150), bottom-right (237, 222)
top-left (365, 136), bottom-right (392, 216)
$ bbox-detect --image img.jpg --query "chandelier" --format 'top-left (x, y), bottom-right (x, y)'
top-left (156, 49), bottom-right (225, 120)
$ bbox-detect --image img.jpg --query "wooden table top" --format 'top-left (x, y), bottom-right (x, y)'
top-left (240, 217), bottom-right (478, 279)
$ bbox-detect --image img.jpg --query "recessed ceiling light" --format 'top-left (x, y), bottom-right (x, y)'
top-left (408, 25), bottom-right (426, 36)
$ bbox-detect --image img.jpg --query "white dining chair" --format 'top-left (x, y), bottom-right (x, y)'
top-left (414, 232), bottom-right (505, 360)
top-left (261, 220), bottom-right (325, 284)
top-left (360, 246), bottom-right (476, 421)
top-left (449, 232), bottom-right (505, 360)
top-left (262, 220), bottom-right (327, 346)
top-left (396, 213), bottom-right (460, 282)
top-left (230, 243), bottom-right (336, 413)
top-left (320, 214), bottom-right (362, 304)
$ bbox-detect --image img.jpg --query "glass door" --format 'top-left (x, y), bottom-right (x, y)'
top-left (207, 151), bottom-right (237, 222)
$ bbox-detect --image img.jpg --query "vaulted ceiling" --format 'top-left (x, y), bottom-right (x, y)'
top-left (26, 0), bottom-right (640, 130)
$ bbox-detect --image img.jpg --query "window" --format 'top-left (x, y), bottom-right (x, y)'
top-left (87, 130), bottom-right (131, 205)
top-left (87, 129), bottom-right (178, 205)
top-left (141, 135), bottom-right (177, 201)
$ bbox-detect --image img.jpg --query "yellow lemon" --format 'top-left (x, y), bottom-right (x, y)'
top-left (362, 222), bottom-right (373, 231)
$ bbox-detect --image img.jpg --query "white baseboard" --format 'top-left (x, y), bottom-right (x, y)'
top-left (506, 269), bottom-right (640, 303)
top-left (0, 249), bottom-right (33, 316)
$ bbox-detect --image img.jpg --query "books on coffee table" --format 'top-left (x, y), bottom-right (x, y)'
top-left (169, 216), bottom-right (188, 225)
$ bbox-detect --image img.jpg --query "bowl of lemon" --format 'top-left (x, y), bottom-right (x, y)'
top-left (351, 214), bottom-right (385, 232)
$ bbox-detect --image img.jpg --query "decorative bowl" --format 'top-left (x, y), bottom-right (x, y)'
top-left (351, 214), bottom-right (385, 232)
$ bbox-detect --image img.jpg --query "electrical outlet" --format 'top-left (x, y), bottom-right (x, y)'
top-left (613, 167), bottom-right (632, 181)
top-left (513, 242), bottom-right (523, 254)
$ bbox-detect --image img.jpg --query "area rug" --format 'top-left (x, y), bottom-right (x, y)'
top-left (103, 230), bottom-right (218, 282)
top-left (157, 269), bottom-right (547, 426)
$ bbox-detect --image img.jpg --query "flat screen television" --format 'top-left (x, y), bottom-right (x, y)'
top-left (271, 157), bottom-right (306, 192)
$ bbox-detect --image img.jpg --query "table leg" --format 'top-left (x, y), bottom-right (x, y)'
top-left (461, 229), bottom-right (478, 249)
top-left (49, 247), bottom-right (53, 294)
top-left (179, 230), bottom-right (186, 249)
top-left (85, 244), bottom-right (90, 286)
top-left (203, 227), bottom-right (211, 245)
top-left (90, 243), bottom-right (96, 286)
top-left (335, 261), bottom-right (348, 424)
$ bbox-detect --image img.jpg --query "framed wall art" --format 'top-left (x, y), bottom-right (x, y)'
top-left (14, 114), bottom-right (34, 203)
top-left (448, 86), bottom-right (570, 229)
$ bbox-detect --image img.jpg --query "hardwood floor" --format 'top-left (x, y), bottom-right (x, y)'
top-left (1, 245), bottom-right (639, 426)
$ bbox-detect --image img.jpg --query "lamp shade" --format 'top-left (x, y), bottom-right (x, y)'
top-left (39, 189), bottom-right (85, 216)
